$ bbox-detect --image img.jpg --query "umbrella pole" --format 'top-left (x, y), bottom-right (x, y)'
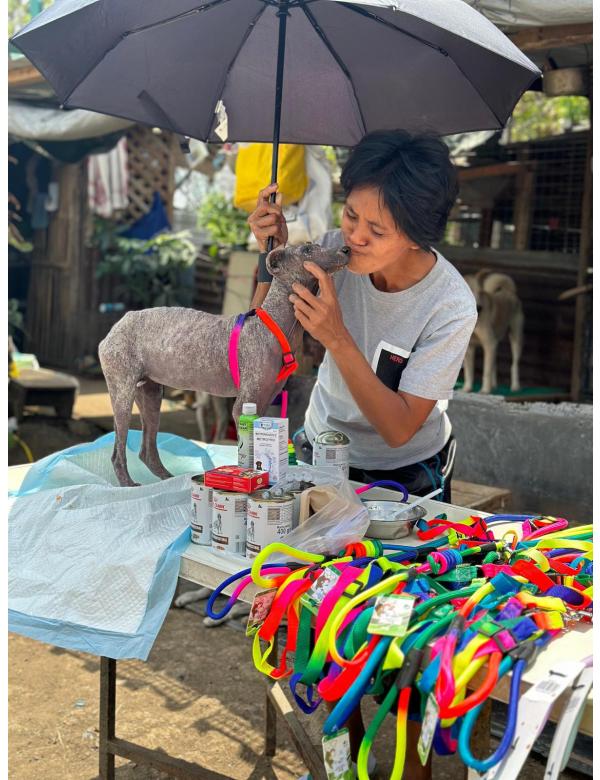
top-left (267, 0), bottom-right (290, 252)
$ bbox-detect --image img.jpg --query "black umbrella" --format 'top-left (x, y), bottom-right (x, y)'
top-left (12, 0), bottom-right (540, 238)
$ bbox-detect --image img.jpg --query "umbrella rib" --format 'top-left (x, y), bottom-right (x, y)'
top-left (340, 2), bottom-right (506, 127)
top-left (340, 2), bottom-right (449, 56)
top-left (203, 3), bottom-right (269, 139)
top-left (301, 4), bottom-right (367, 136)
top-left (61, 0), bottom-right (234, 107)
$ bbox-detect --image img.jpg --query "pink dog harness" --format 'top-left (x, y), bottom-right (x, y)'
top-left (228, 307), bottom-right (298, 393)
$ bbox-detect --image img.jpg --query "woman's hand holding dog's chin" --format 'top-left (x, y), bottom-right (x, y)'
top-left (289, 261), bottom-right (350, 351)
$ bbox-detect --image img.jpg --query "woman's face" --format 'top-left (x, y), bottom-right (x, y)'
top-left (340, 185), bottom-right (420, 275)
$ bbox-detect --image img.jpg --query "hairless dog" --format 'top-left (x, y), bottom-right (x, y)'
top-left (99, 242), bottom-right (350, 486)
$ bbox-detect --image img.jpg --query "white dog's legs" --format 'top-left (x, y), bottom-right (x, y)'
top-left (481, 341), bottom-right (497, 394)
top-left (195, 391), bottom-right (211, 442)
top-left (509, 309), bottom-right (524, 392)
top-left (462, 344), bottom-right (476, 392)
top-left (173, 586), bottom-right (251, 628)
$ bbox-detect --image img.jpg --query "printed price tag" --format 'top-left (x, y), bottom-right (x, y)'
top-left (452, 564), bottom-right (477, 582)
top-left (322, 729), bottom-right (354, 780)
top-left (417, 694), bottom-right (439, 766)
top-left (246, 588), bottom-right (277, 636)
top-left (307, 566), bottom-right (342, 605)
top-left (367, 594), bottom-right (415, 637)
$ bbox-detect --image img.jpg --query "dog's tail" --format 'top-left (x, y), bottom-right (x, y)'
top-left (475, 268), bottom-right (517, 296)
top-left (481, 272), bottom-right (518, 297)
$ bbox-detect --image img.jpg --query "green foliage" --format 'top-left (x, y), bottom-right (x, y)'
top-left (332, 202), bottom-right (344, 229)
top-left (8, 0), bottom-right (52, 37)
top-left (197, 191), bottom-right (249, 258)
top-left (508, 93), bottom-right (590, 143)
top-left (8, 299), bottom-right (25, 337)
top-left (91, 219), bottom-right (197, 309)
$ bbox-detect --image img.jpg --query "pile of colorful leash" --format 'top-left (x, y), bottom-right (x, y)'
top-left (208, 513), bottom-right (593, 778)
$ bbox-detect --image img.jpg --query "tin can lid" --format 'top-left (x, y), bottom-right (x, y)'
top-left (316, 430), bottom-right (350, 446)
top-left (249, 490), bottom-right (293, 502)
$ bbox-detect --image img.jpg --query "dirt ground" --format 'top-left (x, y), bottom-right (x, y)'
top-left (8, 377), bottom-right (589, 779)
top-left (9, 593), bottom-right (586, 780)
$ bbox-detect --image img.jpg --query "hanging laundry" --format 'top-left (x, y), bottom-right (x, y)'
top-left (87, 136), bottom-right (128, 217)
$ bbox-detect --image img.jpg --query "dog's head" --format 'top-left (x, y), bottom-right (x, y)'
top-left (266, 242), bottom-right (350, 288)
top-left (464, 270), bottom-right (492, 316)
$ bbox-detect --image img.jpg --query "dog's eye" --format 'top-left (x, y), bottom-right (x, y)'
top-left (302, 245), bottom-right (312, 255)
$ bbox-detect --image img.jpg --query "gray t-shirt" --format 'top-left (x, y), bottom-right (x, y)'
top-left (304, 230), bottom-right (477, 470)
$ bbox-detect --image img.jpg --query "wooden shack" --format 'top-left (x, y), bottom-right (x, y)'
top-left (441, 124), bottom-right (591, 400)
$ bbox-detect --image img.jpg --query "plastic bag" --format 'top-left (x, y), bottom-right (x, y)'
top-left (271, 464), bottom-right (369, 557)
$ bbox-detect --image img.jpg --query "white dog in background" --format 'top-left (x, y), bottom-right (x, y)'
top-left (462, 270), bottom-right (524, 394)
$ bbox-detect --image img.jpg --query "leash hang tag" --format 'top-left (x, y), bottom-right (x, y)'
top-left (483, 660), bottom-right (586, 780)
top-left (246, 588), bottom-right (277, 637)
top-left (544, 666), bottom-right (593, 780)
top-left (307, 566), bottom-right (342, 606)
top-left (214, 100), bottom-right (228, 141)
top-left (322, 728), bottom-right (354, 780)
top-left (367, 594), bottom-right (415, 637)
top-left (417, 694), bottom-right (439, 766)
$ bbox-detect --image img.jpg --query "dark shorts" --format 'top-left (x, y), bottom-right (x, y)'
top-left (293, 431), bottom-right (455, 503)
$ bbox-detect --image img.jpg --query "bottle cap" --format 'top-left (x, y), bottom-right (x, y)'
top-left (242, 403), bottom-right (257, 416)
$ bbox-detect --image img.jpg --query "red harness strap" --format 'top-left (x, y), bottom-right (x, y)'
top-left (255, 307), bottom-right (299, 383)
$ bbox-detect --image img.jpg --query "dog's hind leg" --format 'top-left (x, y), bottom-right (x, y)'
top-left (509, 309), bottom-right (524, 392)
top-left (105, 375), bottom-right (139, 487)
top-left (481, 341), bottom-right (497, 394)
top-left (136, 379), bottom-right (174, 480)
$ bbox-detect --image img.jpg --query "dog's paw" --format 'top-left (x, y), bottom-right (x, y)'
top-left (174, 587), bottom-right (213, 607)
top-left (202, 614), bottom-right (231, 628)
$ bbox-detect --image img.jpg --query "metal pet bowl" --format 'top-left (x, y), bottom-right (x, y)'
top-left (362, 500), bottom-right (427, 540)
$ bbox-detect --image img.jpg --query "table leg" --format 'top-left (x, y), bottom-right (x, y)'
top-left (99, 657), bottom-right (116, 780)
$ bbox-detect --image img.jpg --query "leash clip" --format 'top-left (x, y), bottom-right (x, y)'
top-left (395, 647), bottom-right (424, 690)
top-left (509, 640), bottom-right (539, 666)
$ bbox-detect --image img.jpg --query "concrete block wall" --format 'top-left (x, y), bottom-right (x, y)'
top-left (448, 393), bottom-right (592, 524)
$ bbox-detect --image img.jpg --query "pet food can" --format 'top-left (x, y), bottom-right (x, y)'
top-left (313, 430), bottom-right (350, 478)
top-left (246, 490), bottom-right (294, 559)
top-left (191, 474), bottom-right (212, 545)
top-left (211, 489), bottom-right (247, 555)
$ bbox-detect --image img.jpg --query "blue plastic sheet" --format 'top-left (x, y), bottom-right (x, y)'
top-left (8, 431), bottom-right (236, 660)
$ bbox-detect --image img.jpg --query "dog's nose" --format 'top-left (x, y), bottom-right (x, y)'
top-left (341, 246), bottom-right (351, 255)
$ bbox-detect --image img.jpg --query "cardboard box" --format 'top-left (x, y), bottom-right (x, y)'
top-left (204, 465), bottom-right (269, 493)
top-left (253, 417), bottom-right (288, 485)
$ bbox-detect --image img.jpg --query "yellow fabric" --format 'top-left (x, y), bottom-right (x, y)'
top-left (234, 143), bottom-right (308, 213)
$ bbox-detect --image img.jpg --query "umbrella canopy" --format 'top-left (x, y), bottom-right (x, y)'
top-left (13, 0), bottom-right (540, 147)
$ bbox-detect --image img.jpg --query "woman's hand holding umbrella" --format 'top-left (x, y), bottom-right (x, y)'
top-left (248, 183), bottom-right (288, 252)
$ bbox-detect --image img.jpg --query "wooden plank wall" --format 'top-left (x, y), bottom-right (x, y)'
top-left (26, 161), bottom-right (86, 368)
top-left (442, 246), bottom-right (579, 391)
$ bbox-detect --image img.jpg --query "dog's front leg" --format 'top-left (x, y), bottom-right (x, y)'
top-left (462, 343), bottom-right (476, 393)
top-left (481, 341), bottom-right (497, 394)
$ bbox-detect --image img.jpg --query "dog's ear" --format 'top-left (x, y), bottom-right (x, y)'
top-left (265, 249), bottom-right (283, 276)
